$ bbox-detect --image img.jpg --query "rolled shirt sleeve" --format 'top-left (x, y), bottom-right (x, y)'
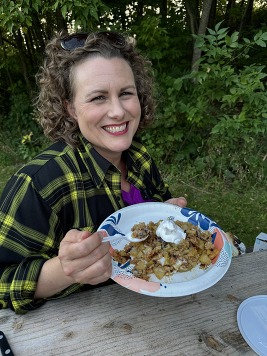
top-left (0, 173), bottom-right (81, 314)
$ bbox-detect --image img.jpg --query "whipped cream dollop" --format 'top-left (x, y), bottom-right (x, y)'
top-left (156, 219), bottom-right (186, 244)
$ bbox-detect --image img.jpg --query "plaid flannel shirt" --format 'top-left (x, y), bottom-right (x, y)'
top-left (0, 136), bottom-right (171, 313)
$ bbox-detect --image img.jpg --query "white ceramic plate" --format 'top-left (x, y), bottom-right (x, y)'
top-left (98, 202), bottom-right (232, 297)
top-left (237, 295), bottom-right (267, 356)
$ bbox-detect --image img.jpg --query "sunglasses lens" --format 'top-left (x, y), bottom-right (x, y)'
top-left (61, 32), bottom-right (126, 51)
top-left (61, 34), bottom-right (88, 51)
top-left (100, 32), bottom-right (125, 47)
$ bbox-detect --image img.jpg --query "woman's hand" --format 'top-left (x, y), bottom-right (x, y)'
top-left (58, 229), bottom-right (112, 285)
top-left (165, 197), bottom-right (187, 208)
top-left (35, 230), bottom-right (112, 300)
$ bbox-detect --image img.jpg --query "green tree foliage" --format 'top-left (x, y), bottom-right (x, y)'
top-left (0, 1), bottom-right (266, 184)
top-left (0, 0), bottom-right (107, 93)
top-left (143, 22), bottom-right (267, 183)
top-left (0, 0), bottom-right (106, 156)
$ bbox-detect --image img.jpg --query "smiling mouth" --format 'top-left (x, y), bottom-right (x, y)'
top-left (103, 123), bottom-right (127, 134)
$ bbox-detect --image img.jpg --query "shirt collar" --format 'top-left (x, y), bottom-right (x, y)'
top-left (77, 135), bottom-right (146, 188)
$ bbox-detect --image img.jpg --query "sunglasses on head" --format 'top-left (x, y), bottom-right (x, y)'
top-left (60, 31), bottom-right (126, 51)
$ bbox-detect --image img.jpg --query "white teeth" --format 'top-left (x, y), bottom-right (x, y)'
top-left (104, 124), bottom-right (126, 133)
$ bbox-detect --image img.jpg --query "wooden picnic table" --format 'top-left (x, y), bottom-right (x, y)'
top-left (1, 250), bottom-right (266, 356)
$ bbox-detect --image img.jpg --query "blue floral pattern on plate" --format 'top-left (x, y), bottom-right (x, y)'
top-left (98, 202), bottom-right (232, 297)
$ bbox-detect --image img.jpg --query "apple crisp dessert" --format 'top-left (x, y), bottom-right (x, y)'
top-left (113, 220), bottom-right (220, 281)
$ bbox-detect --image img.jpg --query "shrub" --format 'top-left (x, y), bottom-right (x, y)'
top-left (0, 82), bottom-right (46, 161)
top-left (143, 23), bottom-right (267, 184)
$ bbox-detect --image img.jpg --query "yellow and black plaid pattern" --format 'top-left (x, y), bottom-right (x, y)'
top-left (0, 136), bottom-right (171, 314)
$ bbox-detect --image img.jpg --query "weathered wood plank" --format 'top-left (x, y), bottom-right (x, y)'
top-left (1, 251), bottom-right (266, 355)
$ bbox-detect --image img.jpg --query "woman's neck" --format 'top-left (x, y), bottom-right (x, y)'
top-left (118, 159), bottom-right (131, 192)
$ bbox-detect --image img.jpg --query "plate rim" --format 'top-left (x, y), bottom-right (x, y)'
top-left (237, 295), bottom-right (267, 356)
top-left (98, 202), bottom-right (232, 297)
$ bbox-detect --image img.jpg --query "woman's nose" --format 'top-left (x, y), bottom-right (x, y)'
top-left (107, 98), bottom-right (125, 119)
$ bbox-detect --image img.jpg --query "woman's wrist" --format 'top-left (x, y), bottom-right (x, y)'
top-left (34, 256), bottom-right (75, 299)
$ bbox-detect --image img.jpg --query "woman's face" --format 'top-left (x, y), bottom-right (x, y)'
top-left (67, 56), bottom-right (141, 165)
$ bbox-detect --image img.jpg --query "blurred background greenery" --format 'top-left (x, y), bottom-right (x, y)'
top-left (0, 0), bottom-right (266, 248)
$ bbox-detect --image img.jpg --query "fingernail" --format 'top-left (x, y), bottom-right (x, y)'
top-left (99, 230), bottom-right (108, 238)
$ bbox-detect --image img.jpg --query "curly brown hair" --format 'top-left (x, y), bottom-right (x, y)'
top-left (35, 31), bottom-right (155, 147)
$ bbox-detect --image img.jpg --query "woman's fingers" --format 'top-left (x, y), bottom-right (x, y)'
top-left (59, 230), bottom-right (106, 260)
top-left (61, 242), bottom-right (110, 275)
top-left (72, 251), bottom-right (112, 285)
top-left (58, 229), bottom-right (112, 284)
top-left (165, 196), bottom-right (187, 207)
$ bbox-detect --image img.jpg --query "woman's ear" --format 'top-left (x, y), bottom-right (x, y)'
top-left (65, 100), bottom-right (77, 121)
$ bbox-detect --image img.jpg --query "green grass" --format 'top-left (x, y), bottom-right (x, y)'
top-left (165, 173), bottom-right (267, 249)
top-left (0, 161), bottom-right (266, 250)
top-left (0, 137), bottom-right (23, 191)
top-left (0, 165), bottom-right (20, 192)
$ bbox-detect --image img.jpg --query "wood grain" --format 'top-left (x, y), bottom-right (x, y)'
top-left (1, 250), bottom-right (266, 356)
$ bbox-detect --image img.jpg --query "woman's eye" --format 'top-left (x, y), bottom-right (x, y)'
top-left (91, 95), bottom-right (105, 102)
top-left (121, 91), bottom-right (133, 96)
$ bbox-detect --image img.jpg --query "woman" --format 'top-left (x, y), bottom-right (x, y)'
top-left (0, 31), bottom-right (186, 314)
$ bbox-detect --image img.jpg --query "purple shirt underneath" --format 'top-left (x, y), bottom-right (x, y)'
top-left (122, 184), bottom-right (153, 206)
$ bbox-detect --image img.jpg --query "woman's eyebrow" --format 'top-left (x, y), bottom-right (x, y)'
top-left (86, 85), bottom-right (137, 97)
top-left (85, 89), bottom-right (108, 98)
top-left (120, 85), bottom-right (137, 91)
